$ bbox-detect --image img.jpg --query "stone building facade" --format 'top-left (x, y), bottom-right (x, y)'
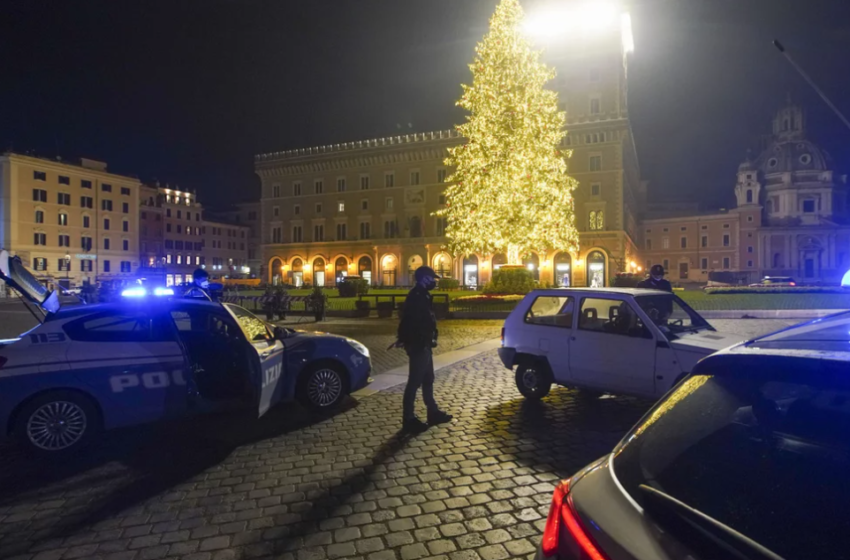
top-left (257, 13), bottom-right (644, 287)
top-left (642, 101), bottom-right (850, 284)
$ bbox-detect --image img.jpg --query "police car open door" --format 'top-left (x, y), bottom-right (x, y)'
top-left (223, 304), bottom-right (285, 417)
top-left (0, 250), bottom-right (60, 314)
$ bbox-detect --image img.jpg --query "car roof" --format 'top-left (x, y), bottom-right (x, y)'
top-left (527, 287), bottom-right (671, 296)
top-left (47, 298), bottom-right (228, 320)
top-left (708, 311), bottom-right (850, 362)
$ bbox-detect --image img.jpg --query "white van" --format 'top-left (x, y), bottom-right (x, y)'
top-left (498, 288), bottom-right (743, 400)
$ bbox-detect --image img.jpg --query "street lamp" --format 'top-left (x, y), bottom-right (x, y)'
top-left (523, 2), bottom-right (633, 54)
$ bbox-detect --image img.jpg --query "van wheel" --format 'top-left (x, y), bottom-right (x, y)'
top-left (15, 390), bottom-right (100, 456)
top-left (516, 363), bottom-right (552, 400)
top-left (297, 364), bottom-right (348, 410)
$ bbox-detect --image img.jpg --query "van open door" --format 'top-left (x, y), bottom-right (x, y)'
top-left (0, 250), bottom-right (60, 314)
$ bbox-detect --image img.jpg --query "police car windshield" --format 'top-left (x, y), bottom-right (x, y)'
top-left (635, 294), bottom-right (711, 336)
top-left (225, 304), bottom-right (272, 342)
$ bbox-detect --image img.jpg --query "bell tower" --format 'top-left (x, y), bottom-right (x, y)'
top-left (735, 155), bottom-right (761, 207)
top-left (772, 95), bottom-right (806, 141)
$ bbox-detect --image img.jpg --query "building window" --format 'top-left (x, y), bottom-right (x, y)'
top-left (58, 234), bottom-right (70, 247)
top-left (58, 193), bottom-right (71, 205)
top-left (33, 171), bottom-right (46, 181)
top-left (315, 179), bottom-right (324, 194)
top-left (103, 260), bottom-right (111, 273)
top-left (101, 183), bottom-right (112, 192)
top-left (747, 246), bottom-right (753, 253)
top-left (723, 257), bottom-right (730, 269)
top-left (81, 180), bottom-right (92, 189)
top-left (747, 215), bottom-right (754, 222)
top-left (338, 201), bottom-right (345, 213)
top-left (436, 217), bottom-right (447, 236)
top-left (58, 258), bottom-right (70, 272)
top-left (293, 182), bottom-right (302, 196)
top-left (81, 236), bottom-right (92, 251)
top-left (104, 238), bottom-right (110, 250)
top-left (701, 224), bottom-right (708, 230)
top-left (437, 169), bottom-right (447, 183)
top-left (79, 196), bottom-right (93, 209)
top-left (588, 211), bottom-right (604, 231)
top-left (57, 175), bottom-right (70, 185)
top-left (313, 225), bottom-right (324, 241)
top-left (361, 199), bottom-right (368, 211)
top-left (83, 216), bottom-right (90, 228)
top-left (102, 200), bottom-right (113, 211)
top-left (177, 255), bottom-right (182, 264)
top-left (590, 183), bottom-right (601, 197)
top-left (34, 258), bottom-right (47, 271)
top-left (337, 178), bottom-right (346, 192)
top-left (272, 184), bottom-right (280, 197)
top-left (747, 260), bottom-right (754, 267)
top-left (385, 197), bottom-right (394, 210)
top-left (58, 213), bottom-right (68, 226)
top-left (803, 199), bottom-right (816, 213)
top-left (680, 237), bottom-right (687, 249)
top-left (273, 206), bottom-right (280, 217)
top-left (645, 239), bottom-right (651, 250)
top-left (34, 233), bottom-right (47, 245)
top-left (166, 208), bottom-right (172, 217)
top-left (662, 237), bottom-right (670, 249)
top-left (292, 226), bottom-right (303, 242)
top-left (81, 260), bottom-right (93, 272)
top-left (723, 234), bottom-right (730, 247)
top-left (385, 173), bottom-right (395, 188)
top-left (590, 96), bottom-right (601, 115)
top-left (121, 261), bottom-right (131, 273)
top-left (701, 257), bottom-right (708, 269)
top-left (123, 239), bottom-right (129, 251)
top-left (35, 210), bottom-right (44, 224)
top-left (271, 227), bottom-right (282, 243)
top-left (294, 205), bottom-right (300, 215)
top-left (589, 155), bottom-right (602, 171)
top-left (336, 223), bottom-right (347, 240)
top-left (122, 202), bottom-right (129, 214)
top-left (32, 189), bottom-right (47, 202)
top-left (384, 221), bottom-right (397, 238)
top-left (663, 227), bottom-right (669, 233)
top-left (360, 222), bottom-right (371, 239)
top-left (121, 187), bottom-right (131, 196)
top-left (315, 203), bottom-right (322, 214)
top-left (360, 175), bottom-right (370, 190)
top-left (104, 218), bottom-right (111, 230)
top-left (746, 189), bottom-right (753, 203)
top-left (123, 220), bottom-right (129, 232)
top-left (723, 223), bottom-right (730, 229)
top-left (166, 223), bottom-right (171, 233)
top-left (410, 171), bottom-right (420, 186)
top-left (663, 259), bottom-right (669, 271)
top-left (439, 194), bottom-right (447, 205)
top-left (701, 235), bottom-right (708, 248)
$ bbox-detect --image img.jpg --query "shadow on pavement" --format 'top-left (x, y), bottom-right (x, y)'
top-left (0, 399), bottom-right (359, 557)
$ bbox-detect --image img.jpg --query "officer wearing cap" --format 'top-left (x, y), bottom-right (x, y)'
top-left (637, 264), bottom-right (673, 292)
top-left (394, 265), bottom-right (453, 433)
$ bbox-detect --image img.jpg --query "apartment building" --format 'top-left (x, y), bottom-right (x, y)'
top-left (0, 152), bottom-right (140, 288)
top-left (209, 202), bottom-right (261, 277)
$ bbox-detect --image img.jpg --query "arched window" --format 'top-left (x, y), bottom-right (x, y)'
top-left (433, 253), bottom-right (452, 278)
top-left (554, 252), bottom-right (572, 287)
top-left (381, 255), bottom-right (398, 286)
top-left (358, 256), bottom-right (372, 284)
top-left (291, 258), bottom-right (304, 287)
top-left (270, 257), bottom-right (283, 285)
top-left (335, 257), bottom-right (348, 283)
top-left (586, 251), bottom-right (606, 287)
top-left (746, 189), bottom-right (753, 203)
top-left (313, 257), bottom-right (326, 287)
top-left (463, 255), bottom-right (479, 287)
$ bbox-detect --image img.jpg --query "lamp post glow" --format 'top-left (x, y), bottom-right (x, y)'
top-left (523, 1), bottom-right (633, 55)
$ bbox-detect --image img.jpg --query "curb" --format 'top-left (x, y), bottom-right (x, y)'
top-left (352, 338), bottom-right (502, 398)
top-left (700, 309), bottom-right (848, 320)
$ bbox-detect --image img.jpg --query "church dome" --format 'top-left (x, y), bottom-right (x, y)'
top-left (755, 138), bottom-right (832, 175)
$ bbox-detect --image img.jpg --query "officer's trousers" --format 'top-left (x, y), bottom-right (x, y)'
top-left (403, 345), bottom-right (437, 420)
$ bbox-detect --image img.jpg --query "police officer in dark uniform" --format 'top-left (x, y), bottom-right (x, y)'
top-left (395, 266), bottom-right (453, 433)
top-left (184, 268), bottom-right (213, 299)
top-left (637, 264), bottom-right (673, 292)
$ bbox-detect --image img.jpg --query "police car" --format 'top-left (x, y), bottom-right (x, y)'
top-left (0, 251), bottom-right (371, 455)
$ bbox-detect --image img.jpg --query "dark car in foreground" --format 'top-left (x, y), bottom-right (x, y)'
top-left (537, 311), bottom-right (850, 560)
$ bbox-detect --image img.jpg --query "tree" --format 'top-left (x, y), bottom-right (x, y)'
top-left (436, 0), bottom-right (579, 265)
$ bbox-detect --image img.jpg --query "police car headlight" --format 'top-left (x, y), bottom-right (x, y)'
top-left (346, 339), bottom-right (370, 357)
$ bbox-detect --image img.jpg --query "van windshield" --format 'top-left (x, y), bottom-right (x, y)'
top-left (634, 294), bottom-right (711, 337)
top-left (613, 369), bottom-right (850, 559)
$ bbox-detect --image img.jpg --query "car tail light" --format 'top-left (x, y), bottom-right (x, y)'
top-left (790, 282), bottom-right (796, 286)
top-left (541, 479), bottom-right (610, 560)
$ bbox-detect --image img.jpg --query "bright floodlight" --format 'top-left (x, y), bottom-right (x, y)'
top-left (523, 2), bottom-right (620, 39)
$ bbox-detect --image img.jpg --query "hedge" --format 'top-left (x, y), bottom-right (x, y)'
top-left (705, 286), bottom-right (850, 295)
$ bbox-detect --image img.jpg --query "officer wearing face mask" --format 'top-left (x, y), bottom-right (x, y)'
top-left (637, 264), bottom-right (673, 292)
top-left (394, 266), bottom-right (453, 433)
top-left (184, 268), bottom-right (212, 299)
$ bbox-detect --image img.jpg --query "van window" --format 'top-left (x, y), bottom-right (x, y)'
top-left (525, 296), bottom-right (574, 328)
top-left (579, 297), bottom-right (650, 337)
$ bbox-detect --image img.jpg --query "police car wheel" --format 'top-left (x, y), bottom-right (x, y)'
top-left (297, 364), bottom-right (347, 410)
top-left (516, 363), bottom-right (551, 400)
top-left (15, 391), bottom-right (99, 455)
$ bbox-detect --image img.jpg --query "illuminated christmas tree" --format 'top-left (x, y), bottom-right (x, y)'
top-left (437, 0), bottom-right (579, 265)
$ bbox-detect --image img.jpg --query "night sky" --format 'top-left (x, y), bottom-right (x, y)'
top-left (2, 0), bottom-right (849, 209)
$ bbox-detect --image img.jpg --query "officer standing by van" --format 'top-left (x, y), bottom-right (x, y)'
top-left (637, 264), bottom-right (673, 292)
top-left (394, 266), bottom-right (453, 433)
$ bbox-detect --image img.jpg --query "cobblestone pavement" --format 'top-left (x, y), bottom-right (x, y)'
top-left (276, 319), bottom-right (504, 375)
top-left (0, 318), bottom-right (800, 560)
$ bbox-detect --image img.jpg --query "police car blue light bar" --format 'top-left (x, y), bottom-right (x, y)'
top-left (121, 287), bottom-right (147, 297)
top-left (154, 287), bottom-right (174, 296)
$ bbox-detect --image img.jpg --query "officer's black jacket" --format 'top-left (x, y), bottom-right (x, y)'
top-left (397, 285), bottom-right (437, 348)
top-left (636, 277), bottom-right (673, 292)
